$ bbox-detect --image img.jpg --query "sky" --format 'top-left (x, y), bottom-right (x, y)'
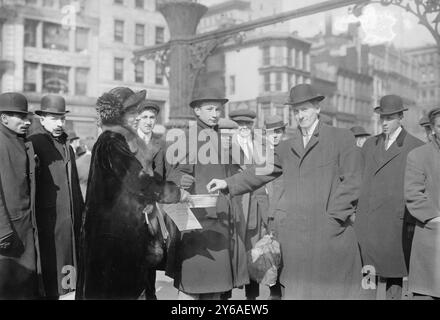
top-left (198, 0), bottom-right (437, 49)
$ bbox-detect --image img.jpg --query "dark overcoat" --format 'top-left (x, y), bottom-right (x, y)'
top-left (76, 125), bottom-right (166, 300)
top-left (166, 119), bottom-right (249, 295)
top-left (355, 129), bottom-right (424, 278)
top-left (0, 124), bottom-right (42, 299)
top-left (225, 122), bottom-right (363, 299)
top-left (28, 126), bottom-right (84, 297)
top-left (405, 139), bottom-right (440, 297)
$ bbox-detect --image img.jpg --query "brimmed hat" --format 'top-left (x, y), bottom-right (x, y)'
top-left (0, 92), bottom-right (31, 114)
top-left (419, 115), bottom-right (430, 127)
top-left (108, 87), bottom-right (147, 111)
top-left (137, 100), bottom-right (160, 115)
top-left (67, 131), bottom-right (80, 142)
top-left (218, 118), bottom-right (238, 129)
top-left (350, 126), bottom-right (370, 137)
top-left (35, 95), bottom-right (70, 116)
top-left (229, 109), bottom-right (256, 122)
top-left (190, 88), bottom-right (228, 108)
top-left (264, 115), bottom-right (287, 130)
top-left (284, 84), bottom-right (325, 107)
top-left (374, 95), bottom-right (408, 116)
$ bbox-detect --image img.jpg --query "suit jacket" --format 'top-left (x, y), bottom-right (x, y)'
top-left (405, 139), bottom-right (440, 297)
top-left (225, 122), bottom-right (363, 299)
top-left (355, 129), bottom-right (424, 277)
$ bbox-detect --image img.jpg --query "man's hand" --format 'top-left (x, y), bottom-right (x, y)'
top-left (179, 174), bottom-right (195, 189)
top-left (207, 179), bottom-right (228, 193)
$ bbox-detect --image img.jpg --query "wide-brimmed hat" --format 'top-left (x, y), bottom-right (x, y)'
top-left (0, 92), bottom-right (31, 114)
top-left (264, 115), bottom-right (287, 130)
top-left (284, 84), bottom-right (325, 107)
top-left (374, 95), bottom-right (408, 116)
top-left (350, 126), bottom-right (370, 137)
top-left (35, 95), bottom-right (69, 116)
top-left (137, 100), bottom-right (160, 115)
top-left (419, 115), bottom-right (430, 127)
top-left (229, 109), bottom-right (256, 122)
top-left (190, 88), bottom-right (228, 108)
top-left (108, 87), bottom-right (147, 111)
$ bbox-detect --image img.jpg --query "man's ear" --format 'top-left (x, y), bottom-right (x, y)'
top-left (0, 114), bottom-right (8, 125)
top-left (193, 107), bottom-right (201, 117)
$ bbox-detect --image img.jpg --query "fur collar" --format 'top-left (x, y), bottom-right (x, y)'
top-left (102, 124), bottom-right (143, 154)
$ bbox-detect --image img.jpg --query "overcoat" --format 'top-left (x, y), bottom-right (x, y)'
top-left (355, 129), bottom-right (424, 278)
top-left (405, 139), bottom-right (440, 297)
top-left (166, 119), bottom-right (249, 295)
top-left (225, 122), bottom-right (363, 299)
top-left (76, 125), bottom-right (166, 300)
top-left (28, 126), bottom-right (84, 297)
top-left (0, 124), bottom-right (42, 299)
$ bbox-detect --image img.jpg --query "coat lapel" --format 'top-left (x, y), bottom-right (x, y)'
top-left (374, 129), bottom-right (407, 175)
top-left (289, 130), bottom-right (304, 159)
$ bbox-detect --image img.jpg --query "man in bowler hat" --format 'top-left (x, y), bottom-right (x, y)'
top-left (28, 95), bottom-right (84, 299)
top-left (208, 84), bottom-right (363, 299)
top-left (0, 93), bottom-right (42, 299)
top-left (350, 126), bottom-right (371, 148)
top-left (418, 115), bottom-right (432, 142)
top-left (355, 95), bottom-right (424, 299)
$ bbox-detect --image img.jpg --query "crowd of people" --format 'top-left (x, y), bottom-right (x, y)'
top-left (0, 83), bottom-right (439, 300)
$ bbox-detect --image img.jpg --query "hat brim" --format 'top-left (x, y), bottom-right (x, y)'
top-left (0, 109), bottom-right (33, 115)
top-left (354, 133), bottom-right (371, 137)
top-left (374, 107), bottom-right (408, 116)
top-left (284, 95), bottom-right (325, 106)
top-left (265, 123), bottom-right (288, 130)
top-left (35, 110), bottom-right (70, 116)
top-left (231, 116), bottom-right (256, 122)
top-left (190, 98), bottom-right (229, 108)
top-left (123, 90), bottom-right (147, 110)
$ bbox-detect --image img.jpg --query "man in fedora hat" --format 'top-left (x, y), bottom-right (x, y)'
top-left (405, 107), bottom-right (440, 299)
top-left (28, 95), bottom-right (84, 299)
top-left (0, 92), bottom-right (42, 299)
top-left (419, 114), bottom-right (432, 142)
top-left (350, 126), bottom-right (371, 148)
top-left (208, 84), bottom-right (363, 299)
top-left (165, 89), bottom-right (249, 300)
top-left (228, 109), bottom-right (270, 300)
top-left (355, 94), bottom-right (424, 299)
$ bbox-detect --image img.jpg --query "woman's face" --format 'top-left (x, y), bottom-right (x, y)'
top-left (123, 107), bottom-right (139, 130)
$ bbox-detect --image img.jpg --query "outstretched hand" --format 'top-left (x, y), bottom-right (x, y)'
top-left (206, 179), bottom-right (228, 193)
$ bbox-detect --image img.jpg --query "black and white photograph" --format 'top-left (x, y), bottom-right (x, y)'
top-left (0, 0), bottom-right (440, 307)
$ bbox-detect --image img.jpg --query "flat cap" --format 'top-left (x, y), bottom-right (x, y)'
top-left (229, 109), bottom-right (257, 122)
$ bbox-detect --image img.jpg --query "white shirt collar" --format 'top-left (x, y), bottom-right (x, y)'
top-left (387, 126), bottom-right (402, 142)
top-left (137, 128), bottom-right (152, 144)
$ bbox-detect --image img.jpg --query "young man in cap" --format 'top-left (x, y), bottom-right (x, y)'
top-left (355, 95), bottom-right (424, 300)
top-left (405, 108), bottom-right (440, 299)
top-left (28, 95), bottom-right (84, 299)
top-left (166, 90), bottom-right (248, 300)
top-left (229, 109), bottom-right (270, 300)
top-left (350, 126), bottom-right (371, 148)
top-left (208, 84), bottom-right (363, 299)
top-left (0, 92), bottom-right (41, 299)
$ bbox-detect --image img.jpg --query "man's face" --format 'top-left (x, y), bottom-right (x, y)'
top-left (40, 114), bottom-right (66, 137)
top-left (267, 128), bottom-right (285, 146)
top-left (432, 116), bottom-right (440, 139)
top-left (356, 136), bottom-right (368, 148)
top-left (194, 102), bottom-right (222, 127)
top-left (293, 101), bottom-right (320, 130)
top-left (236, 120), bottom-right (254, 139)
top-left (1, 112), bottom-right (31, 135)
top-left (424, 126), bottom-right (432, 142)
top-left (380, 113), bottom-right (402, 135)
top-left (137, 109), bottom-right (157, 135)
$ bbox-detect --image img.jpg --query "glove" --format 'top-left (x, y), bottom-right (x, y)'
top-left (179, 174), bottom-right (195, 189)
top-left (0, 233), bottom-right (14, 250)
top-left (0, 232), bottom-right (23, 257)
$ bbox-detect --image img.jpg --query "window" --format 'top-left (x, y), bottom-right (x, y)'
top-left (262, 47), bottom-right (270, 66)
top-left (42, 64), bottom-right (70, 94)
top-left (274, 47), bottom-right (284, 65)
top-left (229, 75), bottom-right (235, 95)
top-left (296, 50), bottom-right (302, 70)
top-left (135, 61), bottom-right (144, 83)
top-left (155, 63), bottom-right (164, 85)
top-left (75, 68), bottom-right (89, 95)
top-left (276, 107), bottom-right (284, 118)
top-left (289, 74), bottom-right (296, 88)
top-left (275, 72), bottom-right (283, 91)
top-left (24, 62), bottom-right (38, 92)
top-left (135, 0), bottom-right (144, 9)
top-left (114, 20), bottom-right (124, 42)
top-left (75, 27), bottom-right (89, 52)
top-left (290, 48), bottom-right (296, 67)
top-left (263, 73), bottom-right (271, 92)
top-left (135, 24), bottom-right (145, 46)
top-left (155, 26), bottom-right (165, 45)
top-left (43, 22), bottom-right (69, 51)
top-left (114, 58), bottom-right (124, 81)
top-left (24, 20), bottom-right (38, 47)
